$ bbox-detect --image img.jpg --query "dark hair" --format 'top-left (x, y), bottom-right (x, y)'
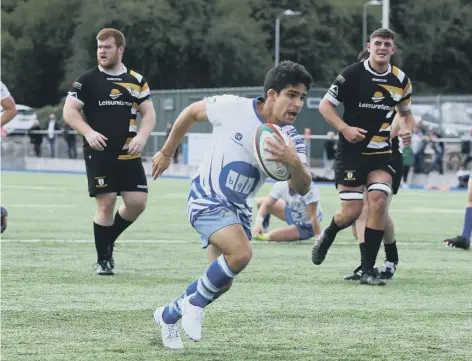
top-left (370, 28), bottom-right (396, 42)
top-left (357, 49), bottom-right (370, 62)
top-left (263, 61), bottom-right (312, 99)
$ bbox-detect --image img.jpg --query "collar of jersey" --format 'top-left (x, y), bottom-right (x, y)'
top-left (363, 59), bottom-right (391, 76)
top-left (98, 64), bottom-right (127, 76)
top-left (252, 97), bottom-right (266, 124)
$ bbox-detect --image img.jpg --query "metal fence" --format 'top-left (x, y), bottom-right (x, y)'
top-left (1, 129), bottom-right (466, 173)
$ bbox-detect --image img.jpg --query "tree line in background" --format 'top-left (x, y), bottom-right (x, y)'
top-left (2, 0), bottom-right (472, 108)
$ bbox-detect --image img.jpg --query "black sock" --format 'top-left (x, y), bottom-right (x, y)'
top-left (384, 241), bottom-right (399, 264)
top-left (359, 242), bottom-right (367, 270)
top-left (94, 222), bottom-right (113, 262)
top-left (326, 217), bottom-right (344, 237)
top-left (363, 227), bottom-right (384, 272)
top-left (111, 211), bottom-right (133, 244)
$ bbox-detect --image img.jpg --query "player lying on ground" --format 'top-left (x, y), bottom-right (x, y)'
top-left (443, 173), bottom-right (472, 250)
top-left (252, 180), bottom-right (322, 242)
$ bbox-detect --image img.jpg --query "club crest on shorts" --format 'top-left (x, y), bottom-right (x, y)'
top-left (95, 177), bottom-right (107, 188)
top-left (344, 170), bottom-right (355, 181)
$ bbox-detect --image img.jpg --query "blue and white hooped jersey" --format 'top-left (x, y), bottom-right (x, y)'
top-left (187, 95), bottom-right (307, 228)
top-left (269, 181), bottom-right (323, 225)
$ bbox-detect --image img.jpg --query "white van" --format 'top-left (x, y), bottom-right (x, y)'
top-left (1, 104), bottom-right (38, 134)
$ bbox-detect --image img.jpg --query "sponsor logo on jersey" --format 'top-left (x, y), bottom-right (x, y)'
top-left (106, 77), bottom-right (122, 81)
top-left (372, 91), bottom-right (385, 103)
top-left (235, 133), bottom-right (243, 141)
top-left (98, 100), bottom-right (133, 106)
top-left (72, 81), bottom-right (82, 90)
top-left (109, 89), bottom-right (122, 99)
top-left (372, 78), bottom-right (388, 83)
top-left (358, 102), bottom-right (392, 111)
top-left (137, 185), bottom-right (148, 189)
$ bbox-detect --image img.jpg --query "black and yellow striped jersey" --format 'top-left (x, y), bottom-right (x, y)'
top-left (324, 60), bottom-right (412, 156)
top-left (67, 65), bottom-right (152, 160)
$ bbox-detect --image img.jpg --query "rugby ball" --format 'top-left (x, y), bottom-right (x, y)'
top-left (254, 123), bottom-right (291, 181)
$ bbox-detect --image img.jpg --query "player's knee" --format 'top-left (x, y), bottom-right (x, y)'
top-left (340, 201), bottom-right (363, 225)
top-left (133, 198), bottom-right (147, 215)
top-left (96, 196), bottom-right (116, 215)
top-left (230, 245), bottom-right (252, 270)
top-left (126, 196), bottom-right (147, 216)
top-left (367, 182), bottom-right (391, 214)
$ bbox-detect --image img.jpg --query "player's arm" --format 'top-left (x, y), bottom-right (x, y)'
top-left (306, 202), bottom-right (321, 239)
top-left (394, 78), bottom-right (415, 145)
top-left (163, 100), bottom-right (207, 155)
top-left (253, 196), bottom-right (277, 235)
top-left (266, 128), bottom-right (311, 195)
top-left (288, 158), bottom-right (311, 196)
top-left (152, 100), bottom-right (208, 179)
top-left (63, 96), bottom-right (108, 151)
top-left (319, 67), bottom-right (367, 143)
top-left (1, 95), bottom-right (17, 126)
top-left (128, 78), bottom-right (157, 155)
top-left (137, 101), bottom-right (156, 139)
top-left (128, 100), bottom-right (156, 155)
top-left (397, 109), bottom-right (415, 131)
top-left (319, 99), bottom-right (349, 134)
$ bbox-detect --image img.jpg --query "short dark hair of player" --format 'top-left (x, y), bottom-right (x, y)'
top-left (369, 28), bottom-right (396, 42)
top-left (263, 61), bottom-right (313, 99)
top-left (357, 49), bottom-right (370, 62)
top-left (96, 28), bottom-right (126, 48)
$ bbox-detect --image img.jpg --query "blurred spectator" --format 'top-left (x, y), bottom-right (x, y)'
top-left (401, 140), bottom-right (414, 188)
top-left (322, 131), bottom-right (336, 176)
top-left (461, 128), bottom-right (472, 168)
top-left (63, 123), bottom-right (77, 159)
top-left (411, 125), bottom-right (427, 173)
top-left (456, 165), bottom-right (469, 188)
top-left (165, 121), bottom-right (179, 164)
top-left (426, 130), bottom-right (444, 174)
top-left (28, 120), bottom-right (43, 157)
top-left (47, 113), bottom-right (61, 158)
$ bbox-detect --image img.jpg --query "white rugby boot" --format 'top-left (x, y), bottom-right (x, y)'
top-left (153, 307), bottom-right (184, 349)
top-left (180, 296), bottom-right (205, 342)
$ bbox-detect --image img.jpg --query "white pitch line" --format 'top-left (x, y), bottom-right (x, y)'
top-left (389, 207), bottom-right (462, 214)
top-left (0, 239), bottom-right (191, 243)
top-left (6, 204), bottom-right (75, 208)
top-left (1, 185), bottom-right (59, 191)
top-left (0, 239), bottom-right (438, 246)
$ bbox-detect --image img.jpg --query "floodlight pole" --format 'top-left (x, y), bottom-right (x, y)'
top-left (362, 0), bottom-right (383, 48)
top-left (275, 9), bottom-right (302, 66)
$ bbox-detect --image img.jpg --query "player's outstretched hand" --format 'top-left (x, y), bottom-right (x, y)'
top-left (252, 225), bottom-right (264, 237)
top-left (341, 126), bottom-right (367, 143)
top-left (398, 129), bottom-right (412, 145)
top-left (128, 135), bottom-right (146, 155)
top-left (265, 135), bottom-right (299, 166)
top-left (85, 130), bottom-right (108, 151)
top-left (152, 150), bottom-right (172, 180)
